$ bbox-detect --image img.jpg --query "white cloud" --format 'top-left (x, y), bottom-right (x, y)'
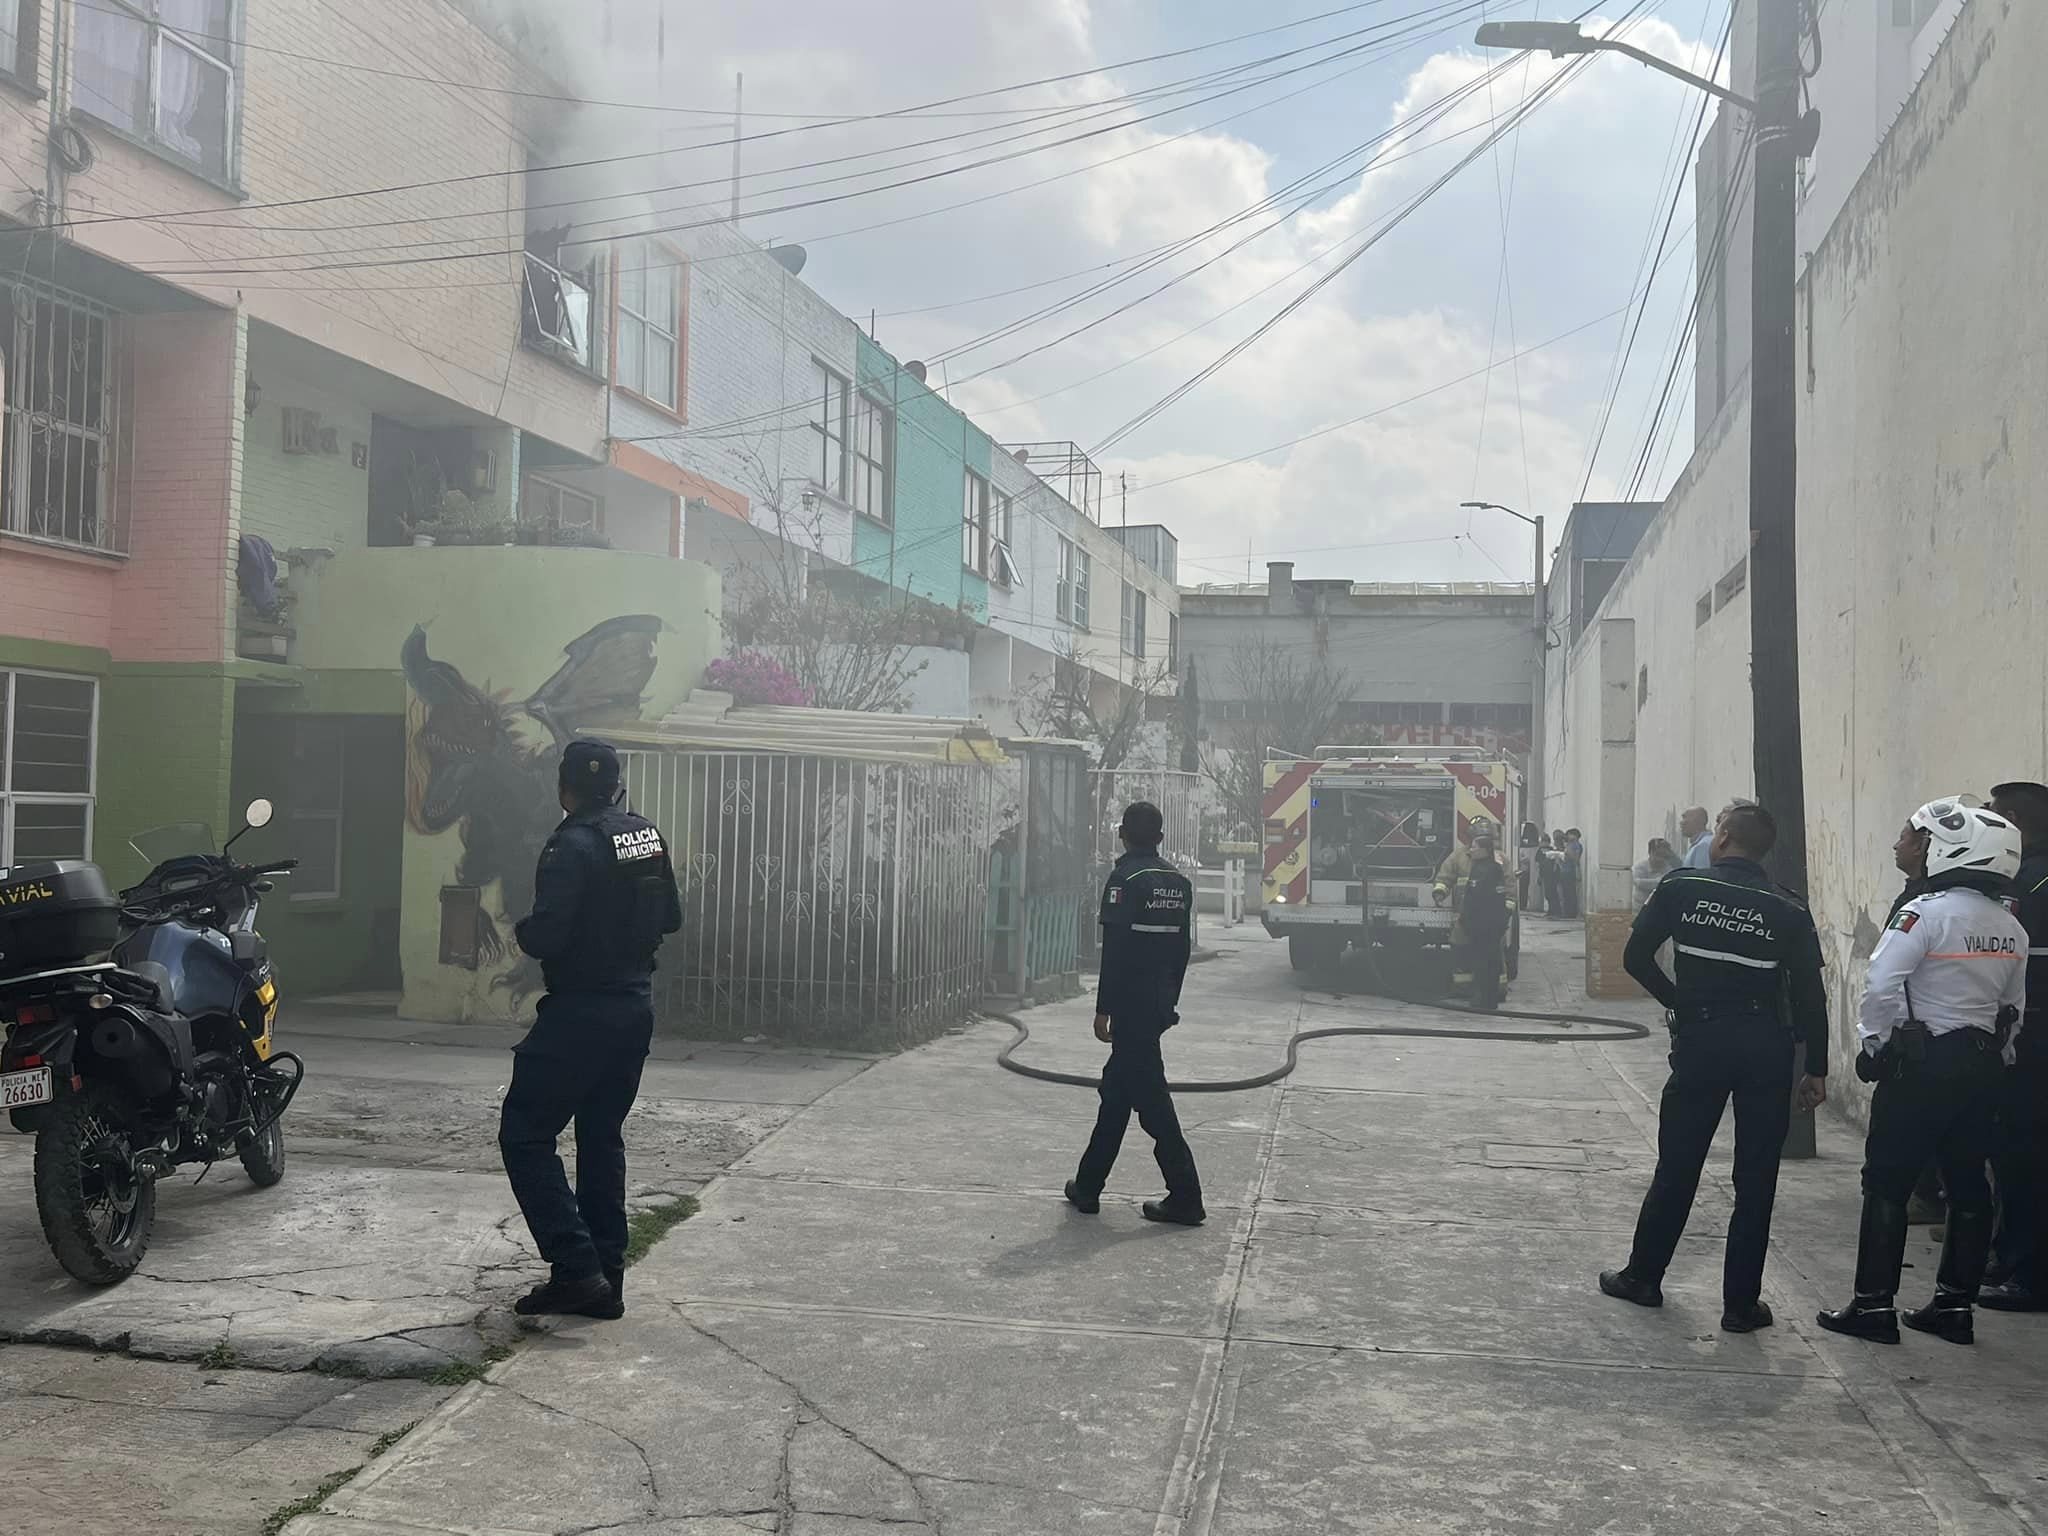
top-left (561, 0), bottom-right (1727, 581)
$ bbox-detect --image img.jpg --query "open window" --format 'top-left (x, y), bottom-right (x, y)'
top-left (523, 242), bottom-right (594, 370)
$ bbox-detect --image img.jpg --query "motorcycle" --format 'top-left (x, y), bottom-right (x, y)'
top-left (0, 799), bottom-right (304, 1285)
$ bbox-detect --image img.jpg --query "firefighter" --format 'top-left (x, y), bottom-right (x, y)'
top-left (1818, 798), bottom-right (2027, 1345)
top-left (1435, 827), bottom-right (1513, 1008)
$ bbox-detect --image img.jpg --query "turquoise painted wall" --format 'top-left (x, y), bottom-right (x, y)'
top-left (853, 337), bottom-right (991, 619)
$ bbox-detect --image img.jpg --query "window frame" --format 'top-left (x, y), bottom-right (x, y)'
top-left (1, 0), bottom-right (42, 91)
top-left (1072, 546), bottom-right (1092, 631)
top-left (1120, 581), bottom-right (1147, 658)
top-left (519, 474), bottom-right (605, 534)
top-left (851, 391), bottom-right (893, 526)
top-left (287, 717), bottom-right (345, 903)
top-left (807, 359), bottom-right (851, 503)
top-left (72, 0), bottom-right (242, 189)
top-left (610, 240), bottom-right (687, 417)
top-left (0, 667), bottom-right (98, 866)
top-left (961, 468), bottom-right (991, 577)
top-left (2, 277), bottom-right (124, 556)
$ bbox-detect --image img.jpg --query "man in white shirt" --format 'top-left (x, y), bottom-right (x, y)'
top-left (1679, 806), bottom-right (1710, 868)
top-left (1818, 797), bottom-right (2028, 1346)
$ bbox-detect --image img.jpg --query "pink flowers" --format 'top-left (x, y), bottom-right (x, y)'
top-left (706, 652), bottom-right (813, 707)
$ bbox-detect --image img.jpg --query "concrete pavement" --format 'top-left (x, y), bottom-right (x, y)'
top-left (0, 1010), bottom-right (870, 1376)
top-left (278, 919), bottom-right (2048, 1535)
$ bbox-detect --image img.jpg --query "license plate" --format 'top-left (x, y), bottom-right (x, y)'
top-left (0, 1067), bottom-right (52, 1109)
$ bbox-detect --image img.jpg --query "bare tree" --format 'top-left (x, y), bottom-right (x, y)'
top-left (1018, 642), bottom-right (1178, 771)
top-left (1200, 635), bottom-right (1353, 835)
top-left (714, 465), bottom-right (974, 714)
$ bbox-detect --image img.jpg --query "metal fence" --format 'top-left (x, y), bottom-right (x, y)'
top-left (619, 748), bottom-right (1011, 1048)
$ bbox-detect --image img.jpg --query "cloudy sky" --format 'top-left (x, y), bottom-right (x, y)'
top-left (535, 0), bottom-right (1733, 586)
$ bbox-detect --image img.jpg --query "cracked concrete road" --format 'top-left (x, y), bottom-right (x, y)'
top-left (0, 1009), bottom-right (872, 1376)
top-left (286, 926), bottom-right (2048, 1536)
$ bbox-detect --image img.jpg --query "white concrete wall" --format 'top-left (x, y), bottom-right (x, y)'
top-left (988, 448), bottom-right (1074, 668)
top-left (592, 211), bottom-right (861, 565)
top-left (1550, 0), bottom-right (2042, 1116)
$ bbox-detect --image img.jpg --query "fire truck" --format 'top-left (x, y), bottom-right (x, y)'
top-left (1260, 747), bottom-right (1522, 977)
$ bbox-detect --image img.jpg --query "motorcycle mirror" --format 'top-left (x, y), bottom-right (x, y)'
top-left (244, 799), bottom-right (275, 830)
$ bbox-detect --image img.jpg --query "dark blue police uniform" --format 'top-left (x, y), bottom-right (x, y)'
top-left (499, 742), bottom-right (682, 1305)
top-left (1612, 857), bottom-right (1828, 1311)
top-left (1988, 848), bottom-right (2048, 1301)
top-left (1071, 847), bottom-right (1202, 1217)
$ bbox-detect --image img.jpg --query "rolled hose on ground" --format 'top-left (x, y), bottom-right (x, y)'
top-left (993, 996), bottom-right (1653, 1094)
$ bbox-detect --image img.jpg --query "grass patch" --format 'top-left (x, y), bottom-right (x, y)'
top-left (423, 1343), bottom-right (512, 1388)
top-left (368, 1420), bottom-right (420, 1458)
top-left (263, 1466), bottom-right (360, 1536)
top-left (198, 1340), bottom-right (237, 1371)
top-left (623, 1194), bottom-right (699, 1267)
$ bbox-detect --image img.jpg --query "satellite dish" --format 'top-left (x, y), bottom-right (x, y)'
top-left (904, 360), bottom-right (928, 383)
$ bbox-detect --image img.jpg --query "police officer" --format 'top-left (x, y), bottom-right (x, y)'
top-left (1599, 803), bottom-right (1830, 1333)
top-left (1818, 798), bottom-right (2027, 1345)
top-left (1434, 827), bottom-right (1513, 1011)
top-left (1983, 780), bottom-right (2048, 1311)
top-left (499, 739), bottom-right (682, 1319)
top-left (1065, 801), bottom-right (1204, 1226)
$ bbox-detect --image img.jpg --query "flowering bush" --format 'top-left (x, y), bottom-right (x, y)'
top-left (706, 651), bottom-right (813, 707)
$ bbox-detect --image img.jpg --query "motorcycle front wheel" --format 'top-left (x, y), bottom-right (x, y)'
top-left (33, 1085), bottom-right (157, 1286)
top-left (240, 1114), bottom-right (286, 1188)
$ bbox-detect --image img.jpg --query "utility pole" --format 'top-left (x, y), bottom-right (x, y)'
top-left (1750, 0), bottom-right (1812, 1157)
top-left (729, 73), bottom-right (744, 224)
top-left (1529, 512), bottom-right (1545, 821)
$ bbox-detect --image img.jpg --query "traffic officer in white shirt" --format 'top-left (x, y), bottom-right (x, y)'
top-left (1818, 797), bottom-right (2028, 1346)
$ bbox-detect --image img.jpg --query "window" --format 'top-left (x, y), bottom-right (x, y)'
top-left (75, 0), bottom-right (237, 183)
top-left (993, 489), bottom-right (1012, 549)
top-left (288, 719), bottom-right (344, 901)
top-left (1120, 582), bottom-right (1147, 657)
top-left (852, 393), bottom-right (892, 524)
top-left (1167, 612), bottom-right (1179, 671)
top-left (522, 249), bottom-right (594, 370)
top-left (962, 469), bottom-right (990, 575)
top-left (3, 280), bottom-right (123, 554)
top-left (808, 361), bottom-right (850, 501)
top-left (0, 0), bottom-right (27, 80)
top-left (519, 475), bottom-right (602, 533)
top-left (0, 671), bottom-right (96, 864)
top-left (1714, 556), bottom-right (1748, 611)
top-left (1638, 664), bottom-right (1650, 710)
top-left (1695, 592), bottom-right (1714, 628)
top-left (1073, 546), bottom-right (1091, 630)
top-left (614, 242), bottom-right (683, 411)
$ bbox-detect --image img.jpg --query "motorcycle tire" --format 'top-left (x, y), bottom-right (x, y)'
top-left (33, 1085), bottom-right (157, 1286)
top-left (240, 1115), bottom-right (286, 1188)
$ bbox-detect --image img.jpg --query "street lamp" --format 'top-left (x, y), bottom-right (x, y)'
top-left (1473, 20), bottom-right (1759, 110)
top-left (1478, 7), bottom-right (1817, 1156)
top-left (1460, 501), bottom-right (1546, 820)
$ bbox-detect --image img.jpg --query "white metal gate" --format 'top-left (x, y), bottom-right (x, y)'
top-left (1084, 768), bottom-right (1202, 961)
top-left (619, 748), bottom-right (1009, 1047)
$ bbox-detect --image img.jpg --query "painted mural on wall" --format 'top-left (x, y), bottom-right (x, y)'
top-left (402, 614), bottom-right (664, 995)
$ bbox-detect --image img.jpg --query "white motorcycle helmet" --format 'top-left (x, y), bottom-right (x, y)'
top-left (1910, 795), bottom-right (2022, 884)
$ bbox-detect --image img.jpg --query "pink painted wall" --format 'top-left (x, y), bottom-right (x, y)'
top-left (109, 311), bottom-right (241, 666)
top-left (0, 549), bottom-right (119, 653)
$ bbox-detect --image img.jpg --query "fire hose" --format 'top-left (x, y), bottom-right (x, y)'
top-left (994, 995), bottom-right (1652, 1094)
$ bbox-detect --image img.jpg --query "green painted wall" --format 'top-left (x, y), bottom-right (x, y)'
top-left (231, 713), bottom-right (406, 997)
top-left (95, 666), bottom-right (236, 888)
top-left (242, 358), bottom-right (375, 556)
top-left (852, 337), bottom-right (991, 619)
top-left (303, 547), bottom-right (726, 1023)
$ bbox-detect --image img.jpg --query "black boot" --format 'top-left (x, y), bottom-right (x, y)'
top-left (1722, 1300), bottom-right (1774, 1333)
top-left (1817, 1295), bottom-right (1901, 1343)
top-left (1906, 1207), bottom-right (1991, 1344)
top-left (604, 1265), bottom-right (624, 1311)
top-left (1818, 1192), bottom-right (1910, 1343)
top-left (1142, 1199), bottom-right (1206, 1226)
top-left (1598, 1269), bottom-right (1664, 1308)
top-left (1064, 1180), bottom-right (1100, 1215)
top-left (514, 1270), bottom-right (623, 1320)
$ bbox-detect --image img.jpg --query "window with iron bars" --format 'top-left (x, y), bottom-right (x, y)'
top-left (2, 281), bottom-right (125, 555)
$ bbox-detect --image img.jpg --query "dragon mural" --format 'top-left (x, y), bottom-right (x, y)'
top-left (402, 614), bottom-right (665, 993)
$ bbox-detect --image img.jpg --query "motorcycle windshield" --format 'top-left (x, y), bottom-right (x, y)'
top-left (128, 822), bottom-right (217, 867)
